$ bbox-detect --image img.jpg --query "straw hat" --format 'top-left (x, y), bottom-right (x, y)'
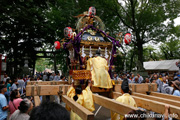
top-left (172, 80), bottom-right (180, 91)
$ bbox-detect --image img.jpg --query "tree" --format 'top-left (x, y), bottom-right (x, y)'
top-left (97, 0), bottom-right (180, 68)
top-left (160, 39), bottom-right (180, 59)
top-left (143, 45), bottom-right (159, 61)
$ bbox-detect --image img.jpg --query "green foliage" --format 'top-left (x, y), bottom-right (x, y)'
top-left (1, 0), bottom-right (180, 74)
top-left (143, 45), bottom-right (159, 61)
top-left (35, 58), bottom-right (51, 72)
top-left (160, 39), bottom-right (180, 59)
top-left (97, 0), bottom-right (180, 66)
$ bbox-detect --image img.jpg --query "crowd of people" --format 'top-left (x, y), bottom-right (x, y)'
top-left (112, 72), bottom-right (180, 96)
top-left (0, 70), bottom-right (180, 120)
top-left (0, 73), bottom-right (69, 120)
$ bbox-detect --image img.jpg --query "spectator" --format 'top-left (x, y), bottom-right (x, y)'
top-left (4, 79), bottom-right (12, 104)
top-left (162, 81), bottom-right (174, 95)
top-left (60, 75), bottom-right (66, 81)
top-left (137, 73), bottom-right (144, 83)
top-left (155, 74), bottom-right (163, 92)
top-left (9, 98), bottom-right (33, 120)
top-left (172, 80), bottom-right (180, 96)
top-left (112, 72), bottom-right (119, 80)
top-left (144, 78), bottom-right (150, 83)
top-left (30, 102), bottom-right (70, 120)
top-left (25, 76), bottom-right (31, 88)
top-left (131, 74), bottom-right (135, 81)
top-left (3, 74), bottom-right (10, 84)
top-left (23, 75), bottom-right (28, 82)
top-left (133, 76), bottom-right (139, 84)
top-left (178, 74), bottom-right (180, 81)
top-left (9, 90), bottom-right (23, 116)
top-left (127, 75), bottom-right (132, 83)
top-left (42, 73), bottom-right (48, 81)
top-left (36, 77), bottom-right (42, 82)
top-left (165, 75), bottom-right (169, 83)
top-left (54, 73), bottom-right (60, 81)
top-left (0, 84), bottom-right (9, 120)
top-left (17, 76), bottom-right (25, 95)
top-left (49, 73), bottom-right (54, 81)
top-left (11, 79), bottom-right (18, 91)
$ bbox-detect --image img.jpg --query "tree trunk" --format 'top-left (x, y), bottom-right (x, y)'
top-left (129, 47), bottom-right (135, 72)
top-left (137, 41), bottom-right (144, 70)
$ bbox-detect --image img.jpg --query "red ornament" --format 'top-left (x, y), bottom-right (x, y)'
top-left (54, 41), bottom-right (60, 49)
top-left (124, 33), bottom-right (132, 45)
top-left (88, 6), bottom-right (96, 17)
top-left (64, 27), bottom-right (73, 39)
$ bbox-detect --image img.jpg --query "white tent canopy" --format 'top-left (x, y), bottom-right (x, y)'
top-left (143, 59), bottom-right (180, 71)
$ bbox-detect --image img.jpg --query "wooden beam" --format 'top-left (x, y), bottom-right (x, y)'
top-left (113, 92), bottom-right (180, 119)
top-left (27, 81), bottom-right (68, 85)
top-left (93, 94), bottom-right (138, 115)
top-left (34, 96), bottom-right (41, 107)
top-left (62, 95), bottom-right (94, 120)
top-left (132, 92), bottom-right (180, 107)
top-left (114, 83), bottom-right (157, 93)
top-left (26, 85), bottom-right (70, 96)
top-left (150, 92), bottom-right (180, 101)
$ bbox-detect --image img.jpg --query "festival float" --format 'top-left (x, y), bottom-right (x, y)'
top-left (54, 7), bottom-right (132, 91)
top-left (26, 7), bottom-right (180, 120)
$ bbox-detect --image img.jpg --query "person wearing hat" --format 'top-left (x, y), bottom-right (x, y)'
top-left (86, 49), bottom-right (112, 89)
top-left (0, 84), bottom-right (9, 120)
top-left (172, 80), bottom-right (180, 96)
top-left (82, 80), bottom-right (95, 112)
top-left (111, 79), bottom-right (137, 120)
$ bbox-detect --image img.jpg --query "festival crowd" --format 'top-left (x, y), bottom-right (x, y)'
top-left (0, 71), bottom-right (180, 120)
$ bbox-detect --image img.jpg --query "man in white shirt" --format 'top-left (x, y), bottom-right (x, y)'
top-left (54, 73), bottom-right (60, 81)
top-left (49, 73), bottom-right (54, 81)
top-left (3, 74), bottom-right (10, 84)
top-left (42, 73), bottom-right (48, 81)
top-left (17, 76), bottom-right (25, 95)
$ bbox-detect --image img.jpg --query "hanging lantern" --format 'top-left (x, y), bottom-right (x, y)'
top-left (124, 33), bottom-right (132, 45)
top-left (64, 27), bottom-right (73, 39)
top-left (88, 6), bottom-right (96, 17)
top-left (54, 41), bottom-right (60, 49)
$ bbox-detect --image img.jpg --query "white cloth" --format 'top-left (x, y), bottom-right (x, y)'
top-left (49, 75), bottom-right (54, 81)
top-left (11, 83), bottom-right (17, 91)
top-left (17, 79), bottom-right (25, 94)
top-left (42, 75), bottom-right (47, 81)
top-left (54, 75), bottom-right (60, 81)
top-left (9, 110), bottom-right (30, 120)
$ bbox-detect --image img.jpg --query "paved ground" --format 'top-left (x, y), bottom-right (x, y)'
top-left (93, 103), bottom-right (111, 120)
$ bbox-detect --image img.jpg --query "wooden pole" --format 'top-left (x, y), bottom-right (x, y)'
top-left (132, 92), bottom-right (180, 107)
top-left (26, 85), bottom-right (70, 96)
top-left (93, 94), bottom-right (138, 115)
top-left (113, 92), bottom-right (180, 119)
top-left (62, 95), bottom-right (94, 120)
top-left (34, 96), bottom-right (41, 107)
top-left (149, 92), bottom-right (180, 101)
top-left (27, 81), bottom-right (68, 85)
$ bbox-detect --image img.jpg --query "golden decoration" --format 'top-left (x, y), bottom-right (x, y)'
top-left (87, 36), bottom-right (93, 41)
top-left (95, 37), bottom-right (100, 41)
